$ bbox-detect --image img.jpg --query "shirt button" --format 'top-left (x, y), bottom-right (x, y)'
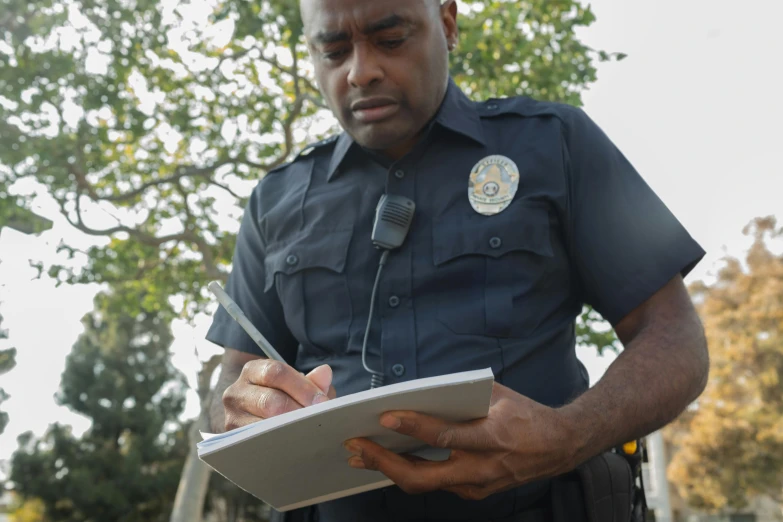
top-left (486, 103), bottom-right (499, 110)
top-left (392, 364), bottom-right (405, 377)
top-left (394, 169), bottom-right (405, 179)
top-left (388, 295), bottom-right (400, 308)
top-left (489, 237), bottom-right (502, 249)
top-left (285, 254), bottom-right (299, 266)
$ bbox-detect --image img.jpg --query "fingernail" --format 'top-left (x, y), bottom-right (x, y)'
top-left (344, 442), bottom-right (362, 457)
top-left (308, 365), bottom-right (333, 394)
top-left (348, 456), bottom-right (365, 469)
top-left (380, 415), bottom-right (401, 429)
top-left (312, 393), bottom-right (328, 405)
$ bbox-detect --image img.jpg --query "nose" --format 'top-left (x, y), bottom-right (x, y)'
top-left (347, 44), bottom-right (384, 89)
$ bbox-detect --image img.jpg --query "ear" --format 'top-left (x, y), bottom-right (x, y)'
top-left (440, 0), bottom-right (459, 51)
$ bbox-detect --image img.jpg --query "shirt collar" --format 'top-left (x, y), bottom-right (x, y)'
top-left (326, 131), bottom-right (355, 181)
top-left (434, 77), bottom-right (486, 147)
top-left (326, 78), bottom-right (485, 182)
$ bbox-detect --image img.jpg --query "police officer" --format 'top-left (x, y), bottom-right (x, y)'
top-left (206, 0), bottom-right (709, 521)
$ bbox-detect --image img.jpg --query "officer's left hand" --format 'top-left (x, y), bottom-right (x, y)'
top-left (343, 383), bottom-right (580, 500)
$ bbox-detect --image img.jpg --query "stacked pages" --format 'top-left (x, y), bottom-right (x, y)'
top-left (198, 368), bottom-right (495, 512)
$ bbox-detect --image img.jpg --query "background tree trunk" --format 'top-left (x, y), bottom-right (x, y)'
top-left (170, 355), bottom-right (222, 522)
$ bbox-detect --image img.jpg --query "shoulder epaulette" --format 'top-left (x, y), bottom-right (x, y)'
top-left (266, 134), bottom-right (340, 175)
top-left (476, 95), bottom-right (574, 120)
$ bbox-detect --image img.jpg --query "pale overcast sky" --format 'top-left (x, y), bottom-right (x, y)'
top-left (1, 0), bottom-right (781, 466)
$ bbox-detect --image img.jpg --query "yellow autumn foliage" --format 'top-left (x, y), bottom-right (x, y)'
top-left (667, 217), bottom-right (783, 511)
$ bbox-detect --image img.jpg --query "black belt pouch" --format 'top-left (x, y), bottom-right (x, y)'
top-left (551, 452), bottom-right (635, 522)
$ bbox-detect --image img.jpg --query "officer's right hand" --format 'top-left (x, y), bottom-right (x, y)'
top-left (222, 361), bottom-right (336, 431)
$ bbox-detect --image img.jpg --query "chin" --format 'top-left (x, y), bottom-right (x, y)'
top-left (351, 123), bottom-right (410, 152)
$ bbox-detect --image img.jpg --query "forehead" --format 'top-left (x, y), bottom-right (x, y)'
top-left (301, 0), bottom-right (431, 35)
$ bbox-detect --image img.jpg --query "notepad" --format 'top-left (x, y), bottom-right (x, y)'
top-left (198, 368), bottom-right (495, 512)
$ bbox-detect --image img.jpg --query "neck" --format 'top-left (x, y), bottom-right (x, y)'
top-left (381, 134), bottom-right (421, 161)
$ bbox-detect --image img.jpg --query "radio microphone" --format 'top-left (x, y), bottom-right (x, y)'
top-left (371, 194), bottom-right (416, 250)
top-left (362, 194), bottom-right (416, 388)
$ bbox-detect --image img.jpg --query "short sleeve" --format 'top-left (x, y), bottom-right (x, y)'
top-left (205, 185), bottom-right (298, 361)
top-left (562, 108), bottom-right (706, 326)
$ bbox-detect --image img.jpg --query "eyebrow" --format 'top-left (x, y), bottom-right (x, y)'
top-left (366, 14), bottom-right (407, 34)
top-left (313, 14), bottom-right (409, 45)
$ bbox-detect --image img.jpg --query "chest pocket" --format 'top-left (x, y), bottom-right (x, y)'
top-left (264, 228), bottom-right (353, 356)
top-left (432, 201), bottom-right (554, 338)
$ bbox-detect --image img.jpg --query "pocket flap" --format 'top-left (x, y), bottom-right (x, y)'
top-left (264, 228), bottom-right (353, 291)
top-left (433, 201), bottom-right (553, 266)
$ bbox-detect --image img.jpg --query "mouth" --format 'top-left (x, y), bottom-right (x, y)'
top-left (350, 97), bottom-right (400, 123)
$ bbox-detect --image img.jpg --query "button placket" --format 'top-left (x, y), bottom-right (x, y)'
top-left (379, 162), bottom-right (417, 382)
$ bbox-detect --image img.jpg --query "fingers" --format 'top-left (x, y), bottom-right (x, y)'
top-left (242, 360), bottom-right (331, 408)
top-left (223, 361), bottom-right (334, 423)
top-left (379, 411), bottom-right (489, 451)
top-left (224, 410), bottom-right (268, 431)
top-left (224, 382), bottom-right (303, 421)
top-left (345, 439), bottom-right (492, 496)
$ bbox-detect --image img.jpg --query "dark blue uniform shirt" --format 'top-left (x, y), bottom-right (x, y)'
top-left (207, 79), bottom-right (705, 521)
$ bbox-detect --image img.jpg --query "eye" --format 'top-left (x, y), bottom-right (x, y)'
top-left (324, 48), bottom-right (349, 61)
top-left (379, 39), bottom-right (405, 50)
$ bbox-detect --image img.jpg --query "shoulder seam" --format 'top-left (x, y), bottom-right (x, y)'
top-left (265, 135), bottom-right (340, 175)
top-left (476, 96), bottom-right (583, 127)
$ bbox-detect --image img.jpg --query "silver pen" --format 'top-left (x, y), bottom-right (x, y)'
top-left (208, 281), bottom-right (285, 363)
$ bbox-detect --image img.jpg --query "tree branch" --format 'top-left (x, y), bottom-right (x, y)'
top-left (304, 93), bottom-right (328, 110)
top-left (62, 194), bottom-right (225, 282)
top-left (69, 163), bottom-right (100, 201)
top-left (209, 179), bottom-right (242, 200)
top-left (256, 53), bottom-right (291, 76)
top-left (97, 160), bottom-right (235, 203)
top-left (175, 183), bottom-right (194, 228)
top-left (62, 193), bottom-right (191, 246)
top-left (132, 243), bottom-right (178, 280)
top-left (272, 40), bottom-right (307, 169)
top-left (191, 235), bottom-right (222, 281)
top-left (197, 354), bottom-right (222, 405)
top-left (210, 45), bottom-right (256, 74)
top-left (255, 47), bottom-right (323, 102)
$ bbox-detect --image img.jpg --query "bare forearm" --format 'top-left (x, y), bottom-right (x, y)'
top-left (560, 296), bottom-right (709, 466)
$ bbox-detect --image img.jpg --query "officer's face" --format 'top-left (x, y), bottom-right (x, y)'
top-left (301, 0), bottom-right (458, 159)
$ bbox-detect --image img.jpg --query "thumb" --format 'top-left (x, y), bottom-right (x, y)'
top-left (306, 364), bottom-right (333, 395)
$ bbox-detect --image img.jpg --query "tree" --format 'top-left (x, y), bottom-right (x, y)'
top-left (203, 473), bottom-right (270, 522)
top-left (667, 217), bottom-right (783, 511)
top-left (168, 354), bottom-right (221, 522)
top-left (0, 315), bottom-right (16, 437)
top-left (9, 288), bottom-right (190, 522)
top-left (8, 496), bottom-right (48, 522)
top-left (577, 306), bottom-right (620, 356)
top-left (0, 173), bottom-right (52, 235)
